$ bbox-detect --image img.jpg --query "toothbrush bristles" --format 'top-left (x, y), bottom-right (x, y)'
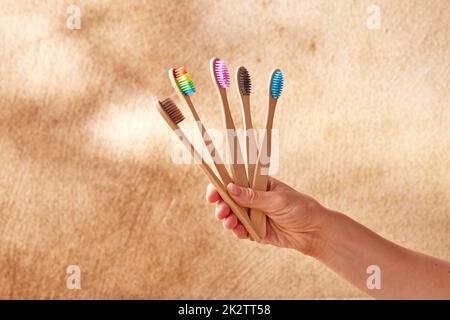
top-left (271, 70), bottom-right (284, 100)
top-left (174, 67), bottom-right (196, 96)
top-left (238, 67), bottom-right (251, 95)
top-left (214, 60), bottom-right (231, 89)
top-left (159, 98), bottom-right (185, 124)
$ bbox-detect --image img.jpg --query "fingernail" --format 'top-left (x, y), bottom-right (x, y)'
top-left (227, 183), bottom-right (241, 196)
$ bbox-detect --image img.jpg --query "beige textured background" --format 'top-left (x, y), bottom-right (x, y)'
top-left (0, 0), bottom-right (449, 299)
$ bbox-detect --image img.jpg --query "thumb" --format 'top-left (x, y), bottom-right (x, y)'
top-left (227, 183), bottom-right (279, 212)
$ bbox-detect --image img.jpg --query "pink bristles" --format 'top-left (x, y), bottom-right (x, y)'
top-left (214, 60), bottom-right (231, 89)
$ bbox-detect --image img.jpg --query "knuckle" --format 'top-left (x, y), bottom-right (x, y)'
top-left (248, 189), bottom-right (258, 203)
top-left (268, 191), bottom-right (288, 211)
top-left (305, 198), bottom-right (319, 212)
top-left (276, 191), bottom-right (288, 203)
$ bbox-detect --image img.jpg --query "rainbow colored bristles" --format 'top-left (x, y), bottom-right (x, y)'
top-left (214, 60), bottom-right (231, 89)
top-left (174, 67), bottom-right (196, 96)
top-left (270, 70), bottom-right (284, 100)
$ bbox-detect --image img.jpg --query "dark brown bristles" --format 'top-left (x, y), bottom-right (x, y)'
top-left (159, 98), bottom-right (185, 124)
top-left (238, 66), bottom-right (251, 96)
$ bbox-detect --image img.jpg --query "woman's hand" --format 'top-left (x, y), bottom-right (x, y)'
top-left (206, 177), bottom-right (329, 256)
top-left (207, 177), bottom-right (450, 299)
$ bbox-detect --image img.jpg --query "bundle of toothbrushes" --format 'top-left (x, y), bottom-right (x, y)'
top-left (156, 57), bottom-right (283, 241)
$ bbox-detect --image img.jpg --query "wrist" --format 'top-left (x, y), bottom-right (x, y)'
top-left (303, 206), bottom-right (338, 260)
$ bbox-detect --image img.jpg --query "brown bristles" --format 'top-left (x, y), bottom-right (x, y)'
top-left (159, 98), bottom-right (185, 124)
top-left (238, 67), bottom-right (251, 95)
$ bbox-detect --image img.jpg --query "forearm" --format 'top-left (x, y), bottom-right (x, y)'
top-left (311, 210), bottom-right (450, 299)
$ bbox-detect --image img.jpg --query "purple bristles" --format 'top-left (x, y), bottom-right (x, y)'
top-left (214, 60), bottom-right (231, 89)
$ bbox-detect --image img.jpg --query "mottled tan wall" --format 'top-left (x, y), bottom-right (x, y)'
top-left (0, 0), bottom-right (448, 298)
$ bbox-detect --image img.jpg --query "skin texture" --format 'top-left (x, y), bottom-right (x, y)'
top-left (208, 178), bottom-right (326, 254)
top-left (0, 0), bottom-right (449, 298)
top-left (207, 179), bottom-right (450, 299)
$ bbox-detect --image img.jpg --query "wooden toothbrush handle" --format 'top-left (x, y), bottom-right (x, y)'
top-left (241, 95), bottom-right (258, 188)
top-left (250, 99), bottom-right (277, 238)
top-left (177, 130), bottom-right (260, 241)
top-left (185, 96), bottom-right (233, 186)
top-left (250, 136), bottom-right (270, 239)
top-left (219, 90), bottom-right (249, 188)
top-left (198, 160), bottom-right (259, 241)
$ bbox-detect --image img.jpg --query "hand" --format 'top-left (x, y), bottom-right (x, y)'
top-left (207, 178), bottom-right (450, 299)
top-left (206, 177), bottom-right (329, 256)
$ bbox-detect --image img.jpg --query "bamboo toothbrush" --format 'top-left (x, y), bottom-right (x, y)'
top-left (169, 66), bottom-right (233, 186)
top-left (210, 58), bottom-right (249, 188)
top-left (236, 66), bottom-right (258, 187)
top-left (156, 98), bottom-right (260, 241)
top-left (250, 69), bottom-right (284, 238)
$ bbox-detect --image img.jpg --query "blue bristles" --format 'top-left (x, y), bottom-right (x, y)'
top-left (270, 70), bottom-right (284, 100)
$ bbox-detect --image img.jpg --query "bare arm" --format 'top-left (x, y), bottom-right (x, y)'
top-left (315, 211), bottom-right (450, 299)
top-left (206, 178), bottom-right (450, 299)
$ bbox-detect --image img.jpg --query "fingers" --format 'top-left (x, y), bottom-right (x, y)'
top-left (231, 223), bottom-right (248, 239)
top-left (206, 183), bottom-right (249, 240)
top-left (223, 213), bottom-right (248, 239)
top-left (215, 200), bottom-right (230, 220)
top-left (226, 183), bottom-right (285, 212)
top-left (206, 183), bottom-right (221, 203)
top-left (223, 214), bottom-right (238, 229)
